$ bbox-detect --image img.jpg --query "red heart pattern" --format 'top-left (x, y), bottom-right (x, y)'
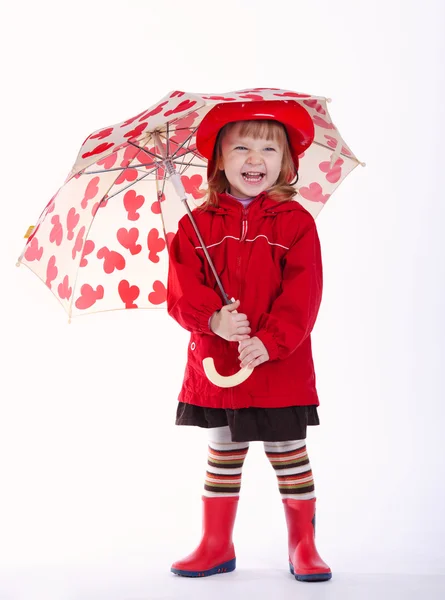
top-left (303, 99), bottom-right (326, 115)
top-left (148, 280), bottom-right (166, 305)
top-left (147, 228), bottom-right (166, 263)
top-left (82, 142), bottom-right (114, 159)
top-left (24, 236), bottom-right (43, 261)
top-left (90, 127), bottom-right (113, 140)
top-left (46, 255), bottom-right (58, 288)
top-left (80, 240), bottom-right (95, 267)
top-left (138, 101), bottom-right (168, 122)
top-left (97, 153), bottom-right (118, 170)
top-left (202, 96), bottom-right (236, 101)
top-left (115, 167), bottom-right (139, 186)
top-left (319, 157), bottom-right (344, 184)
top-left (81, 177), bottom-right (100, 210)
top-left (164, 99), bottom-right (197, 117)
top-left (313, 114), bottom-right (335, 130)
top-left (97, 247), bottom-right (126, 274)
top-left (117, 228), bottom-right (142, 255)
top-left (299, 182), bottom-right (331, 204)
top-left (124, 122), bottom-right (148, 140)
top-left (58, 275), bottom-right (72, 300)
top-left (75, 284), bottom-right (104, 310)
top-left (181, 174), bottom-right (206, 199)
top-left (124, 189), bottom-right (145, 221)
top-left (273, 91), bottom-right (309, 98)
top-left (73, 226), bottom-right (86, 260)
top-left (67, 208), bottom-right (80, 241)
top-left (49, 215), bottom-right (63, 246)
top-left (239, 94), bottom-right (264, 101)
top-left (118, 280), bottom-right (140, 308)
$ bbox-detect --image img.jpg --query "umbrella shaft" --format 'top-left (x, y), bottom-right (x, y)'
top-left (181, 198), bottom-right (231, 306)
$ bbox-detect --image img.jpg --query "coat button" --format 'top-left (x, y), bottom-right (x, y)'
top-left (191, 342), bottom-right (196, 351)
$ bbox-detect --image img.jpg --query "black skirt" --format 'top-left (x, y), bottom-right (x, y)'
top-left (175, 402), bottom-right (320, 442)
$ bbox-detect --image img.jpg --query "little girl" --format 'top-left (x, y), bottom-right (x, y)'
top-left (166, 100), bottom-right (332, 582)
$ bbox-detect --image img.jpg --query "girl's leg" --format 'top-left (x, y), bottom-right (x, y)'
top-left (263, 439), bottom-right (315, 499)
top-left (171, 426), bottom-right (249, 578)
top-left (205, 425), bottom-right (250, 497)
top-left (263, 439), bottom-right (331, 582)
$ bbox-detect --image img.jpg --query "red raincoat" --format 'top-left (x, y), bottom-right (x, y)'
top-left (166, 191), bottom-right (323, 409)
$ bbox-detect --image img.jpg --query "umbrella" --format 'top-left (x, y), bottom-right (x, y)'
top-left (16, 87), bottom-right (364, 386)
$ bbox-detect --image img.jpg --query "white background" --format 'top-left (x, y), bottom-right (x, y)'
top-left (1, 1), bottom-right (444, 599)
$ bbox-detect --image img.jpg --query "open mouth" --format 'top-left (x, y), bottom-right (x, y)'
top-left (242, 172), bottom-right (265, 183)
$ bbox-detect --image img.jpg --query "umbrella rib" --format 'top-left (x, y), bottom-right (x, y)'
top-left (169, 126), bottom-right (197, 131)
top-left (170, 151), bottom-right (204, 174)
top-left (84, 164), bottom-right (159, 176)
top-left (310, 138), bottom-right (355, 161)
top-left (128, 140), bottom-right (163, 161)
top-left (171, 160), bottom-right (205, 170)
top-left (160, 167), bottom-right (167, 198)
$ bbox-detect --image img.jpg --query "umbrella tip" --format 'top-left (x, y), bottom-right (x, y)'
top-left (361, 162), bottom-right (366, 167)
top-left (326, 97), bottom-right (332, 103)
top-left (16, 260), bottom-right (21, 267)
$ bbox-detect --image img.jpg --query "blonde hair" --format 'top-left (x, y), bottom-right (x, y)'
top-left (199, 120), bottom-right (298, 210)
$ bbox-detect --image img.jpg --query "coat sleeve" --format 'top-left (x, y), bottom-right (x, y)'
top-left (166, 216), bottom-right (224, 335)
top-left (254, 219), bottom-right (323, 361)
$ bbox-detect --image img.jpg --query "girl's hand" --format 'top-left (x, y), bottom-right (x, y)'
top-left (210, 299), bottom-right (251, 342)
top-left (238, 337), bottom-right (270, 369)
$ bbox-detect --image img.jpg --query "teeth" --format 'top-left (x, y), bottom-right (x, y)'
top-left (243, 173), bottom-right (263, 182)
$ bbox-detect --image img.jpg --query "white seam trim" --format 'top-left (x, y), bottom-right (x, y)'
top-left (195, 236), bottom-right (239, 249)
top-left (245, 235), bottom-right (290, 249)
top-left (195, 234), bottom-right (289, 251)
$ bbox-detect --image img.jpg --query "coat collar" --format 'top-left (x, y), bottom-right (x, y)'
top-left (199, 191), bottom-right (304, 216)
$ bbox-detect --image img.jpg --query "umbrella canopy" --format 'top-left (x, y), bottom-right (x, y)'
top-left (17, 88), bottom-right (364, 321)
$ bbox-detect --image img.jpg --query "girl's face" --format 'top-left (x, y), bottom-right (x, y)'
top-left (219, 122), bottom-right (284, 199)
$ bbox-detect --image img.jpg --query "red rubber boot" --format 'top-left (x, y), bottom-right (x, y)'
top-left (282, 497), bottom-right (332, 582)
top-left (171, 496), bottom-right (239, 577)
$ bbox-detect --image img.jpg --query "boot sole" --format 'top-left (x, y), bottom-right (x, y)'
top-left (171, 558), bottom-right (236, 578)
top-left (289, 561), bottom-right (332, 582)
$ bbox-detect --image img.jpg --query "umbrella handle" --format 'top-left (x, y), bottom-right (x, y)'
top-left (202, 357), bottom-right (254, 388)
top-left (202, 298), bottom-right (255, 388)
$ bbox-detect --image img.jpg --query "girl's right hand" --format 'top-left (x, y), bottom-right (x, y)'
top-left (209, 299), bottom-right (251, 342)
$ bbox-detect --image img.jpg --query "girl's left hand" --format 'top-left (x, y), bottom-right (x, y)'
top-left (238, 337), bottom-right (270, 369)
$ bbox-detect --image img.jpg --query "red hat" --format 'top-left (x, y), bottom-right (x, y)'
top-left (196, 100), bottom-right (315, 179)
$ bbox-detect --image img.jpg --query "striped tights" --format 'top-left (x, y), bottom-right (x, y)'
top-left (204, 426), bottom-right (315, 499)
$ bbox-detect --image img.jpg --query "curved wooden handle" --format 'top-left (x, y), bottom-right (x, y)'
top-left (202, 357), bottom-right (254, 388)
top-left (203, 298), bottom-right (254, 388)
